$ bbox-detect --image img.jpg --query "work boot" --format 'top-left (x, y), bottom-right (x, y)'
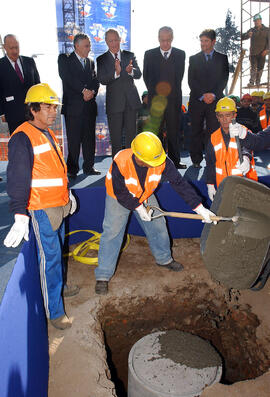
top-left (63, 283), bottom-right (80, 297)
top-left (95, 280), bottom-right (108, 295)
top-left (50, 314), bottom-right (72, 330)
top-left (156, 260), bottom-right (184, 272)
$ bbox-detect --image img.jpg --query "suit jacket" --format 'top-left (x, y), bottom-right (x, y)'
top-left (97, 50), bottom-right (141, 114)
top-left (188, 50), bottom-right (229, 103)
top-left (143, 46), bottom-right (185, 107)
top-left (0, 55), bottom-right (40, 129)
top-left (58, 52), bottom-right (99, 117)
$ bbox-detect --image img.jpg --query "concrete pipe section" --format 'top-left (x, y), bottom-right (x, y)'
top-left (128, 330), bottom-right (222, 397)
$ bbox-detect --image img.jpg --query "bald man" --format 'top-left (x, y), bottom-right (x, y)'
top-left (0, 34), bottom-right (40, 134)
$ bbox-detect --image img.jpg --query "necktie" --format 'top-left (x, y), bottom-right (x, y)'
top-left (164, 52), bottom-right (168, 60)
top-left (80, 58), bottom-right (86, 68)
top-left (206, 54), bottom-right (211, 62)
top-left (14, 60), bottom-right (24, 83)
top-left (114, 53), bottom-right (118, 60)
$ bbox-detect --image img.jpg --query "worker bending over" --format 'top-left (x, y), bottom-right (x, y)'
top-left (4, 83), bottom-right (77, 330)
top-left (95, 131), bottom-right (215, 295)
top-left (206, 97), bottom-right (258, 201)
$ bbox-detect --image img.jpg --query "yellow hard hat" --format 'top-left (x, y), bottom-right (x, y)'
top-left (263, 92), bottom-right (270, 100)
top-left (25, 83), bottom-right (61, 104)
top-left (251, 91), bottom-right (260, 97)
top-left (215, 97), bottom-right (236, 112)
top-left (131, 131), bottom-right (166, 167)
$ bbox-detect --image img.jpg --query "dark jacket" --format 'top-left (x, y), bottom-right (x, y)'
top-left (97, 50), bottom-right (141, 114)
top-left (236, 107), bottom-right (260, 133)
top-left (242, 25), bottom-right (269, 55)
top-left (143, 46), bottom-right (185, 107)
top-left (0, 55), bottom-right (40, 132)
top-left (188, 50), bottom-right (229, 103)
top-left (58, 52), bottom-right (99, 117)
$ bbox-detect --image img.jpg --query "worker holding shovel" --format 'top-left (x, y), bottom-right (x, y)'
top-left (95, 131), bottom-right (215, 295)
top-left (206, 97), bottom-right (258, 201)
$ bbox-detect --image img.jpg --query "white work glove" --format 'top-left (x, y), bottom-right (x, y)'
top-left (194, 204), bottom-right (217, 224)
top-left (135, 204), bottom-right (153, 222)
top-left (229, 122), bottom-right (247, 139)
top-left (4, 214), bottom-right (29, 248)
top-left (69, 190), bottom-right (77, 215)
top-left (207, 184), bottom-right (216, 201)
top-left (236, 155), bottom-right (250, 175)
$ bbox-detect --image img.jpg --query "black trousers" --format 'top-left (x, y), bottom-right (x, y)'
top-left (107, 104), bottom-right (137, 158)
top-left (65, 111), bottom-right (96, 175)
top-left (189, 100), bottom-right (219, 164)
top-left (158, 99), bottom-right (181, 166)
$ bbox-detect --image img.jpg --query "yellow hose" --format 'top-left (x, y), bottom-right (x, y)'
top-left (65, 229), bottom-right (130, 265)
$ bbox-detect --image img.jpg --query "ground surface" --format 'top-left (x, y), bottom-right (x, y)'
top-left (48, 236), bottom-right (270, 397)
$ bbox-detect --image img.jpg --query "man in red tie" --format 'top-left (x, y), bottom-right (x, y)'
top-left (0, 34), bottom-right (40, 134)
top-left (97, 29), bottom-right (142, 158)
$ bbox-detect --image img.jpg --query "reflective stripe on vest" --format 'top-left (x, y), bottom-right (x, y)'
top-left (33, 143), bottom-right (51, 155)
top-left (31, 178), bottom-right (64, 187)
top-left (105, 148), bottom-right (165, 203)
top-left (211, 127), bottom-right (258, 187)
top-left (259, 107), bottom-right (270, 129)
top-left (12, 122), bottom-right (69, 210)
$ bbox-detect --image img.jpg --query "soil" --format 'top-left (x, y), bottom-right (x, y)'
top-left (48, 236), bottom-right (270, 397)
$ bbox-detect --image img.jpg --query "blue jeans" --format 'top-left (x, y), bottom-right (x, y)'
top-left (30, 209), bottom-right (65, 320)
top-left (95, 194), bottom-right (172, 281)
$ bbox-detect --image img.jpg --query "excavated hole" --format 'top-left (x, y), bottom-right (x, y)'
top-left (98, 284), bottom-right (270, 397)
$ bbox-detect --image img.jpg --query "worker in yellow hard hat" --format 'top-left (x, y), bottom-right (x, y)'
top-left (205, 97), bottom-right (258, 201)
top-left (95, 131), bottom-right (216, 295)
top-left (251, 91), bottom-right (263, 113)
top-left (4, 83), bottom-right (79, 330)
top-left (258, 92), bottom-right (270, 129)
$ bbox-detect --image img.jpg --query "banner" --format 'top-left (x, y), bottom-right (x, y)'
top-left (55, 0), bottom-right (131, 156)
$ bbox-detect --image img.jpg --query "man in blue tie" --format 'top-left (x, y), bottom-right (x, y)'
top-left (58, 33), bottom-right (100, 179)
top-left (188, 29), bottom-right (229, 168)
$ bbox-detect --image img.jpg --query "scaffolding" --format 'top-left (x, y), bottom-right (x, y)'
top-left (240, 0), bottom-right (270, 95)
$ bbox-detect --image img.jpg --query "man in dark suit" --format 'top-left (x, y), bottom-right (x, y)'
top-left (0, 34), bottom-right (40, 134)
top-left (188, 29), bottom-right (229, 168)
top-left (143, 26), bottom-right (186, 169)
top-left (97, 29), bottom-right (141, 158)
top-left (58, 33), bottom-right (100, 179)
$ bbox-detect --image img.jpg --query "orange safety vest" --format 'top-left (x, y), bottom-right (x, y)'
top-left (12, 122), bottom-right (69, 210)
top-left (106, 149), bottom-right (166, 203)
top-left (259, 105), bottom-right (270, 129)
top-left (210, 127), bottom-right (258, 187)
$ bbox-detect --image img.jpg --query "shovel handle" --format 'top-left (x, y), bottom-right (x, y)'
top-left (147, 206), bottom-right (226, 222)
top-left (156, 211), bottom-right (223, 222)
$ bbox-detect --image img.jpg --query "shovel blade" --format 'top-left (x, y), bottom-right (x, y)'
top-left (234, 207), bottom-right (270, 239)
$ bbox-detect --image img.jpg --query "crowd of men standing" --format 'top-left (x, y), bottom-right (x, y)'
top-left (0, 26), bottom-right (231, 178)
top-left (1, 22), bottom-right (269, 183)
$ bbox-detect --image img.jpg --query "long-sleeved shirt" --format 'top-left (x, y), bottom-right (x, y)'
top-left (242, 126), bottom-right (270, 151)
top-left (206, 128), bottom-right (253, 185)
top-left (111, 155), bottom-right (201, 211)
top-left (242, 24), bottom-right (269, 55)
top-left (7, 127), bottom-right (63, 215)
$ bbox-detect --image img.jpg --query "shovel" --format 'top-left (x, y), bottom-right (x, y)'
top-left (148, 205), bottom-right (270, 240)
